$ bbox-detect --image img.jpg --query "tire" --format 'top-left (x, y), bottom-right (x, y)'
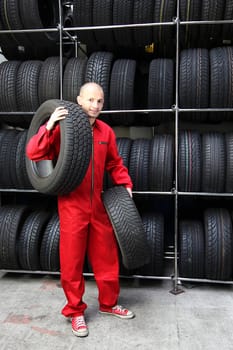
top-left (18, 210), bottom-right (51, 270)
top-left (179, 220), bottom-right (205, 278)
top-left (200, 0), bottom-right (225, 45)
top-left (179, 0), bottom-right (201, 47)
top-left (15, 130), bottom-right (32, 189)
top-left (133, 0), bottom-right (153, 47)
top-left (40, 213), bottom-right (60, 271)
top-left (63, 57), bottom-right (87, 103)
top-left (0, 61), bottom-right (21, 112)
top-left (19, 0), bottom-right (59, 45)
top-left (222, 0), bottom-right (233, 41)
top-left (225, 132), bottom-right (233, 192)
top-left (16, 60), bottom-right (42, 111)
top-left (149, 134), bottom-right (174, 191)
top-left (201, 132), bottom-right (225, 193)
top-left (0, 205), bottom-right (29, 269)
top-left (85, 51), bottom-right (114, 110)
top-left (0, 0), bottom-right (32, 49)
top-left (210, 46), bottom-right (233, 108)
top-left (179, 48), bottom-right (209, 109)
top-left (102, 186), bottom-right (150, 270)
top-left (109, 59), bottom-right (136, 125)
top-left (204, 208), bottom-right (232, 280)
top-left (113, 0), bottom-right (133, 47)
top-left (178, 130), bottom-right (201, 192)
top-left (26, 99), bottom-right (92, 195)
top-left (139, 212), bottom-right (164, 276)
top-left (92, 0), bottom-right (115, 49)
top-left (153, 0), bottom-right (176, 50)
top-left (148, 59), bottom-right (174, 108)
top-left (72, 0), bottom-right (97, 50)
top-left (129, 139), bottom-right (150, 191)
top-left (38, 57), bottom-right (66, 105)
top-left (0, 130), bottom-right (19, 188)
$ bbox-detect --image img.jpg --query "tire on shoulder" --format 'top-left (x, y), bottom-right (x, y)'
top-left (26, 99), bottom-right (92, 195)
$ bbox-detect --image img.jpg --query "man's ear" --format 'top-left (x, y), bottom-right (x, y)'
top-left (77, 95), bottom-right (81, 105)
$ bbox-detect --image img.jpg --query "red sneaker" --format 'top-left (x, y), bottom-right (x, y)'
top-left (71, 316), bottom-right (89, 337)
top-left (99, 305), bottom-right (135, 319)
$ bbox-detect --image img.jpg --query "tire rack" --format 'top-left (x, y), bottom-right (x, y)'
top-left (0, 0), bottom-right (233, 293)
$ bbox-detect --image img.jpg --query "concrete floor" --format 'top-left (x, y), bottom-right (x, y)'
top-left (0, 271), bottom-right (233, 350)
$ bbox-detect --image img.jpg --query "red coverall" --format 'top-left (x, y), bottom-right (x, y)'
top-left (26, 119), bottom-right (133, 317)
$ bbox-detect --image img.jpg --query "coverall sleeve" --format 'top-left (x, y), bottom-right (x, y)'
top-left (105, 128), bottom-right (133, 190)
top-left (26, 124), bottom-right (60, 161)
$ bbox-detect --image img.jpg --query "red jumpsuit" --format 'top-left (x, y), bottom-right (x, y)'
top-left (26, 119), bottom-right (133, 317)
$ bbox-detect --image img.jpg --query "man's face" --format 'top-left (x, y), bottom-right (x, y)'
top-left (77, 85), bottom-right (104, 124)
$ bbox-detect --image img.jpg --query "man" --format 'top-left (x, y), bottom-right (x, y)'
top-left (26, 82), bottom-right (135, 338)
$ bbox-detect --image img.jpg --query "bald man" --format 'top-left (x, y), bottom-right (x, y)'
top-left (26, 82), bottom-right (134, 337)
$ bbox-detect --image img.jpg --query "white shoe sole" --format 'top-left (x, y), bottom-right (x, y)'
top-left (99, 310), bottom-right (135, 319)
top-left (72, 328), bottom-right (89, 337)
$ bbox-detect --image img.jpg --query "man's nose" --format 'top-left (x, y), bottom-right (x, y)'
top-left (92, 100), bottom-right (99, 108)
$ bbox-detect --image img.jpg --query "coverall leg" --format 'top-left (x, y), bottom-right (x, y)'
top-left (87, 197), bottom-right (120, 310)
top-left (59, 194), bottom-right (120, 317)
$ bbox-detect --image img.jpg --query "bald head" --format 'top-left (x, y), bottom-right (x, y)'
top-left (77, 82), bottom-right (104, 125)
top-left (79, 82), bottom-right (104, 97)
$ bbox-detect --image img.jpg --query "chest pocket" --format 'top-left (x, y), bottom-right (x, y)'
top-left (94, 139), bottom-right (109, 163)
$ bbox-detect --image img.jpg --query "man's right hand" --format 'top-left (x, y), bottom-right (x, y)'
top-left (46, 106), bottom-right (68, 131)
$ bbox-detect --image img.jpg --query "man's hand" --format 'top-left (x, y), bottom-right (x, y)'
top-left (46, 106), bottom-right (68, 131)
top-left (126, 187), bottom-right (132, 198)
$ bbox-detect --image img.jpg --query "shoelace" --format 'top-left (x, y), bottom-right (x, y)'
top-left (72, 316), bottom-right (87, 329)
top-left (113, 305), bottom-right (128, 314)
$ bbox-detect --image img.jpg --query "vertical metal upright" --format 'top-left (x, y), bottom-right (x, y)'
top-left (170, 0), bottom-right (183, 294)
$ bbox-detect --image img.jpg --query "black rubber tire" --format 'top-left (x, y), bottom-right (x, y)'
top-left (19, 0), bottom-right (59, 45)
top-left (72, 0), bottom-right (98, 50)
top-left (201, 132), bottom-right (225, 193)
top-left (179, 48), bottom-right (209, 109)
top-left (129, 139), bottom-right (150, 191)
top-left (0, 61), bottom-right (21, 112)
top-left (133, 0), bottom-right (153, 47)
top-left (40, 213), bottom-right (60, 271)
top-left (92, 0), bottom-right (115, 49)
top-left (179, 220), bottom-right (205, 278)
top-left (210, 46), bottom-right (233, 108)
top-left (179, 0), bottom-right (201, 47)
top-left (204, 208), bottom-right (232, 280)
top-left (85, 51), bottom-right (114, 110)
top-left (113, 0), bottom-right (133, 47)
top-left (102, 186), bottom-right (150, 270)
top-left (0, 130), bottom-right (19, 188)
top-left (0, 0), bottom-right (32, 49)
top-left (16, 60), bottom-right (42, 112)
top-left (222, 0), bottom-right (233, 41)
top-left (15, 130), bottom-right (32, 189)
top-left (147, 58), bottom-right (174, 124)
top-left (0, 205), bottom-right (29, 269)
top-left (63, 57), bottom-right (87, 103)
top-left (105, 137), bottom-right (132, 189)
top-left (109, 59), bottom-right (136, 126)
top-left (225, 132), bottom-right (233, 193)
top-left (149, 134), bottom-right (174, 191)
top-left (26, 99), bottom-right (92, 195)
top-left (38, 57), bottom-right (67, 105)
top-left (153, 0), bottom-right (176, 49)
top-left (139, 212), bottom-right (164, 276)
top-left (148, 59), bottom-right (174, 109)
top-left (178, 130), bottom-right (201, 192)
top-left (200, 0), bottom-right (225, 45)
top-left (18, 210), bottom-right (51, 270)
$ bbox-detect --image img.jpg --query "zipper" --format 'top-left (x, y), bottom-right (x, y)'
top-left (91, 127), bottom-right (94, 203)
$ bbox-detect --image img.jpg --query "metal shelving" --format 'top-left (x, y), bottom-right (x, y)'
top-left (0, 0), bottom-right (233, 291)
